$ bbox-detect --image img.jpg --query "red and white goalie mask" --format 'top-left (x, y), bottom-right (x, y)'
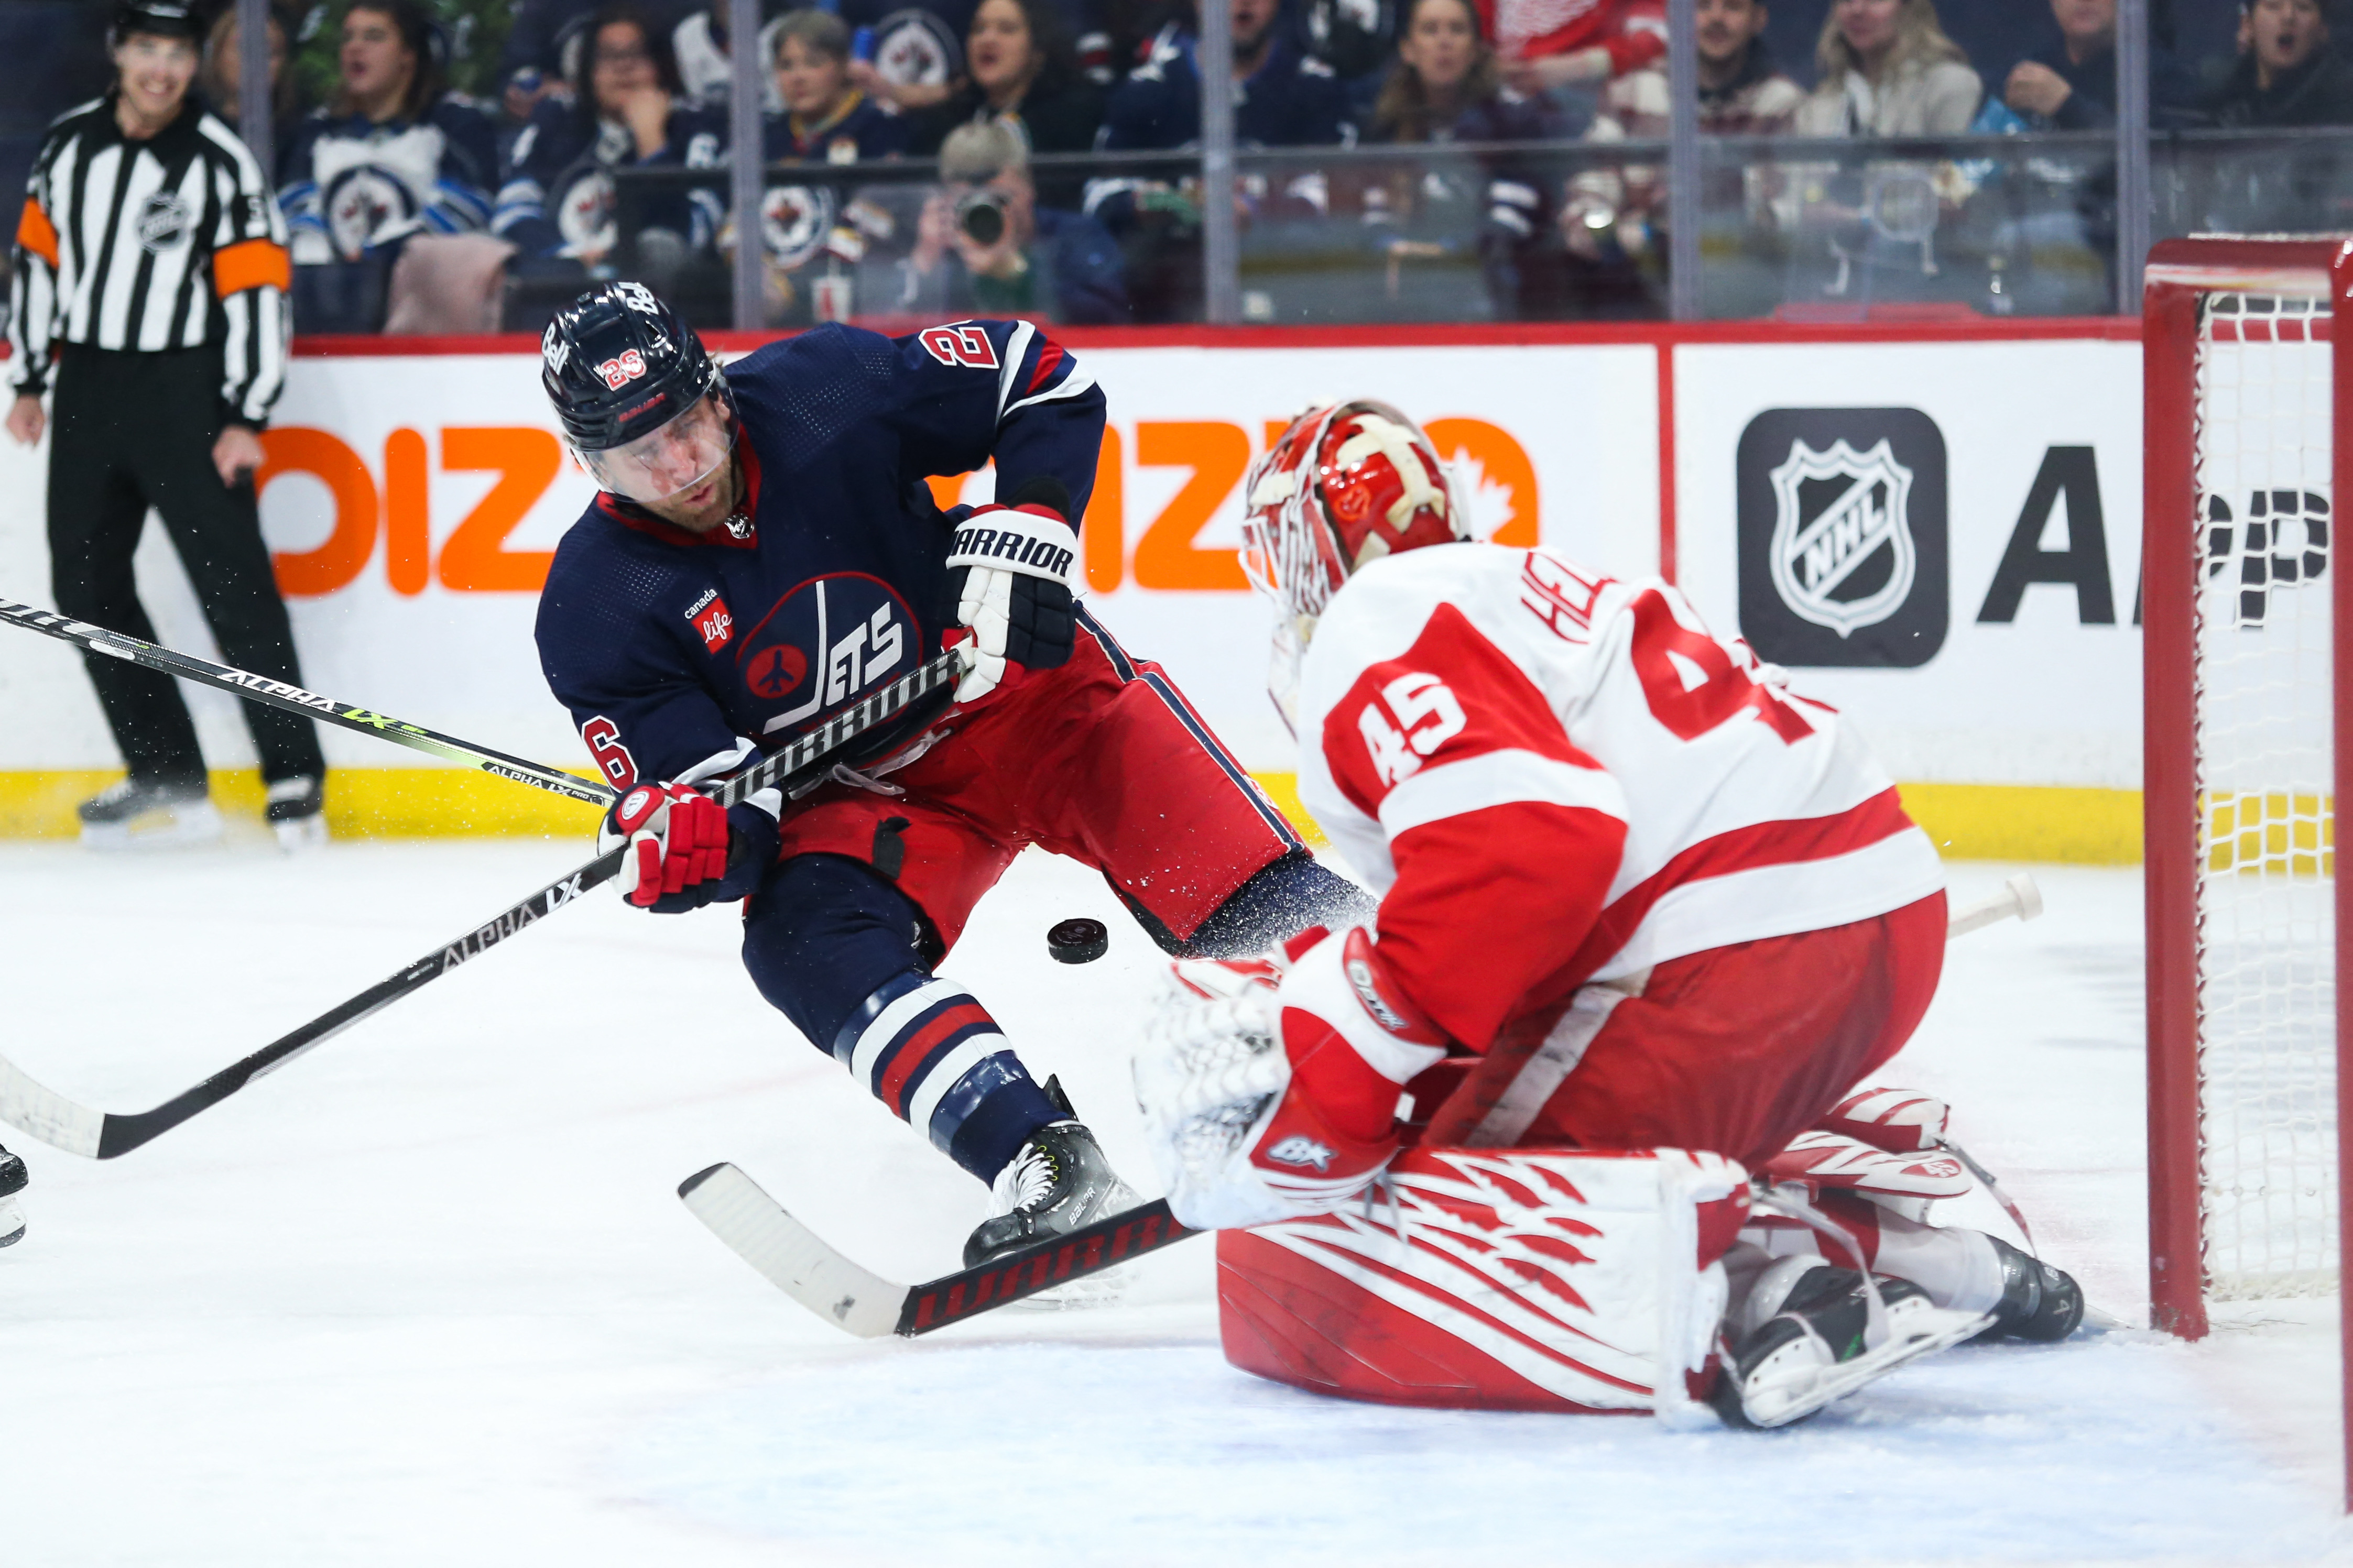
top-left (1240, 401), bottom-right (1468, 733)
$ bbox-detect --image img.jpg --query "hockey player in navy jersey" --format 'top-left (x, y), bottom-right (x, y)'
top-left (532, 282), bottom-right (1370, 1267)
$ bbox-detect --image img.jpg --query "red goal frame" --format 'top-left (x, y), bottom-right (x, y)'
top-left (2142, 235), bottom-right (2353, 1507)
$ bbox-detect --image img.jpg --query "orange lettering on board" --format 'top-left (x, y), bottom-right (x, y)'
top-left (384, 429), bottom-right (430, 596)
top-left (262, 427), bottom-right (378, 597)
top-left (437, 427), bottom-right (563, 592)
top-left (1424, 418), bottom-right (1538, 547)
top-left (1084, 425), bottom-right (1122, 593)
top-left (1132, 421), bottom-right (1250, 591)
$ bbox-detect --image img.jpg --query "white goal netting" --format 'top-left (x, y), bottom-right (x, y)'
top-left (2192, 289), bottom-right (2338, 1299)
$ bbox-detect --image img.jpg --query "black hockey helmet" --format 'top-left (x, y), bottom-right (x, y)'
top-left (540, 281), bottom-right (724, 454)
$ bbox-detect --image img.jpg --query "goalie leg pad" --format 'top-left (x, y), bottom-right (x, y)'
top-left (1216, 1145), bottom-right (1749, 1417)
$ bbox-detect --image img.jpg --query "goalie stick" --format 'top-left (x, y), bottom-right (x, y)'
top-left (687, 873), bottom-right (2053, 1340)
top-left (0, 649), bottom-right (963, 1159)
top-left (0, 598), bottom-right (620, 809)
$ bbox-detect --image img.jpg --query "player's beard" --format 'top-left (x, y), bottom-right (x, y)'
top-left (641, 449), bottom-right (742, 535)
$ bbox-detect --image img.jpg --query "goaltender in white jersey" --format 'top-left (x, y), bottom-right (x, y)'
top-left (1132, 400), bottom-right (2083, 1428)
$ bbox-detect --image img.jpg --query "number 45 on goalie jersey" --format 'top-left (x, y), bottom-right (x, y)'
top-left (1292, 544), bottom-right (1945, 1056)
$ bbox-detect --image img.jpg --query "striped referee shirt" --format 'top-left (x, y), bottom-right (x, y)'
top-left (8, 93), bottom-right (291, 426)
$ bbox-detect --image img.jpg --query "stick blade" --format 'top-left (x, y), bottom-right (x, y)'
top-left (0, 1053), bottom-right (105, 1158)
top-left (678, 1163), bottom-right (907, 1338)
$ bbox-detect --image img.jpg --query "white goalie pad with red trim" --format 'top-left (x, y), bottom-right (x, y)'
top-left (1217, 1146), bottom-right (1750, 1418)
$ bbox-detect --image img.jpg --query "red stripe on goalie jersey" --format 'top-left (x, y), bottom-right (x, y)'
top-left (1320, 604), bottom-right (1629, 1051)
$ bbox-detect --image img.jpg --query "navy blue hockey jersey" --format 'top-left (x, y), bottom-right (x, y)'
top-left (534, 318), bottom-right (1102, 795)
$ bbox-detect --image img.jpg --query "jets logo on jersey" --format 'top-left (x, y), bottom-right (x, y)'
top-left (596, 349), bottom-right (648, 390)
top-left (686, 587), bottom-right (733, 652)
top-left (1767, 437), bottom-right (1918, 639)
top-left (920, 324), bottom-right (998, 369)
top-left (739, 575), bottom-right (916, 738)
top-left (761, 183), bottom-right (835, 270)
top-left (1265, 1136), bottom-right (1335, 1171)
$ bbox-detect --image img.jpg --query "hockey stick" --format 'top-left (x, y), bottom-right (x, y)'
top-left (688, 872), bottom-right (2061, 1339)
top-left (679, 1163), bottom-right (1196, 1336)
top-left (0, 598), bottom-right (617, 808)
top-left (0, 649), bottom-right (964, 1159)
top-left (1945, 872), bottom-right (2043, 939)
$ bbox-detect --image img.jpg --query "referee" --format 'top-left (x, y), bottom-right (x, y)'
top-left (6, 0), bottom-right (326, 851)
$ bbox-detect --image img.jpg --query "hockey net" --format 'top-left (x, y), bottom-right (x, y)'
top-left (2144, 236), bottom-right (2352, 1340)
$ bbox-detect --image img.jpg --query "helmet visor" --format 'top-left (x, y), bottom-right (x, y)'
top-left (580, 388), bottom-right (736, 505)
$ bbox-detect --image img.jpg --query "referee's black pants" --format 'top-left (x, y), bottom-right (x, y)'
top-left (47, 345), bottom-right (324, 788)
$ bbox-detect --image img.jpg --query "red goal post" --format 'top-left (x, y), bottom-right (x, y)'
top-left (2143, 235), bottom-right (2353, 1496)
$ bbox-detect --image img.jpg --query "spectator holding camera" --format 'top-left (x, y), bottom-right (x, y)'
top-left (278, 0), bottom-right (499, 327)
top-left (886, 118), bottom-right (1130, 321)
top-left (2204, 0), bottom-right (2353, 125)
top-left (494, 2), bottom-right (724, 265)
top-left (7, 0), bottom-right (326, 848)
top-left (1793, 0), bottom-right (1980, 135)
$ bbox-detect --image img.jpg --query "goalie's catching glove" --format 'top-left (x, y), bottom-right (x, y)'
top-left (1135, 925), bottom-right (1448, 1229)
top-left (941, 481), bottom-right (1079, 706)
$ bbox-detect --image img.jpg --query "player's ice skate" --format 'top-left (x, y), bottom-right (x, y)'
top-left (0, 1143), bottom-right (26, 1247)
top-left (1713, 1254), bottom-right (1991, 1429)
top-left (966, 1121), bottom-right (1140, 1306)
top-left (76, 777), bottom-right (221, 851)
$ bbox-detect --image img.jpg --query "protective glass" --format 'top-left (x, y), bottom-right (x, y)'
top-left (580, 388), bottom-right (736, 503)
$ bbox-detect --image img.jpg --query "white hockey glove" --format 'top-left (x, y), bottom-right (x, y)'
top-left (942, 492), bottom-right (1079, 706)
top-left (1134, 926), bottom-right (1448, 1230)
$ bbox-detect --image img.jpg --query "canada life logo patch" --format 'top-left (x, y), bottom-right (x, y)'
top-left (686, 587), bottom-right (732, 652)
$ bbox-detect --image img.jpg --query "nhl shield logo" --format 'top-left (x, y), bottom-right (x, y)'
top-left (1736, 408), bottom-right (1948, 668)
top-left (1767, 437), bottom-right (1916, 638)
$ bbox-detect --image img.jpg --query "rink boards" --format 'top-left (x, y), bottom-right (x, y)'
top-left (0, 319), bottom-right (2150, 858)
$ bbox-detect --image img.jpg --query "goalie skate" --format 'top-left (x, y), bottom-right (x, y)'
top-left (1714, 1256), bottom-right (1991, 1429)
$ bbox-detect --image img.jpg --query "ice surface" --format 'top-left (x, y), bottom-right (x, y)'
top-left (2, 841), bottom-right (2350, 1565)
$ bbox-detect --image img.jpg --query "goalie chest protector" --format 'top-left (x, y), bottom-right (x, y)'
top-left (1217, 1146), bottom-right (1750, 1416)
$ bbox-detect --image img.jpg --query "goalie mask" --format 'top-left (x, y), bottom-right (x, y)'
top-left (1240, 401), bottom-right (1466, 733)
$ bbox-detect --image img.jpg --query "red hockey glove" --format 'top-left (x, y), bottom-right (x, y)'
top-left (605, 781), bottom-right (730, 909)
top-left (942, 499), bottom-right (1078, 706)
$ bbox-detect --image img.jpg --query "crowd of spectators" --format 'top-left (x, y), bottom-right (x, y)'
top-left (31, 0), bottom-right (2353, 328)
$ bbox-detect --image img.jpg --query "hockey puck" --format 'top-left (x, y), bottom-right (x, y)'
top-left (1047, 917), bottom-right (1108, 964)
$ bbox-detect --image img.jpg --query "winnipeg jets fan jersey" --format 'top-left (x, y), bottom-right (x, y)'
top-left (534, 319), bottom-right (1100, 796)
top-left (1294, 543), bottom-right (1944, 1053)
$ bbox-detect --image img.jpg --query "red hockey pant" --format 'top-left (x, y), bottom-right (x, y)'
top-left (1422, 892), bottom-right (1948, 1168)
top-left (771, 610), bottom-right (1302, 952)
